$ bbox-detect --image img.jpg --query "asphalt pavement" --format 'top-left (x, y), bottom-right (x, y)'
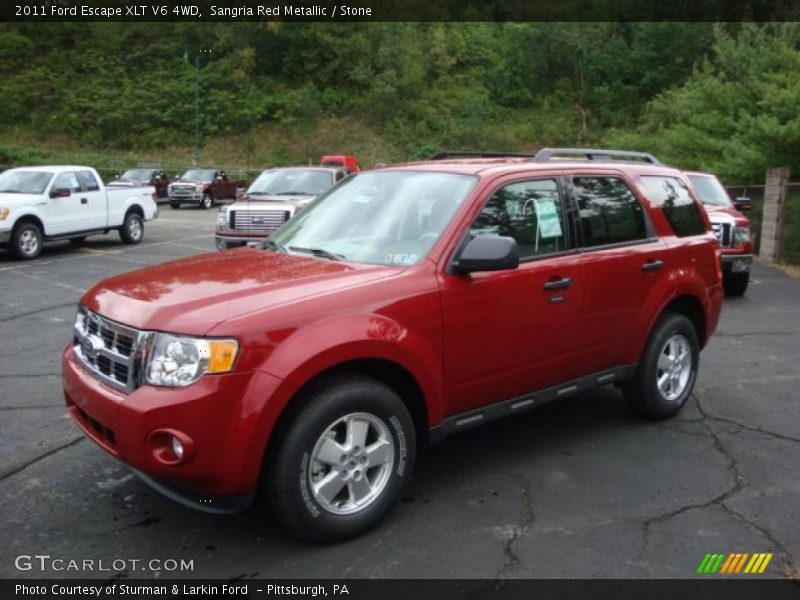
top-left (1, 207), bottom-right (798, 579)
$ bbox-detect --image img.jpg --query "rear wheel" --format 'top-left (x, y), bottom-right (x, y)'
top-left (201, 193), bottom-right (214, 209)
top-left (10, 221), bottom-right (43, 260)
top-left (262, 376), bottom-right (415, 542)
top-left (623, 312), bottom-right (699, 420)
top-left (119, 212), bottom-right (144, 244)
top-left (724, 273), bottom-right (749, 297)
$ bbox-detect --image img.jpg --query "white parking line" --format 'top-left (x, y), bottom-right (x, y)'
top-left (0, 234), bottom-right (213, 272)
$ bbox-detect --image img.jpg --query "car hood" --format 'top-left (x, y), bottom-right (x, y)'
top-left (81, 248), bottom-right (398, 335)
top-left (703, 203), bottom-right (747, 222)
top-left (0, 192), bottom-right (46, 207)
top-left (239, 193), bottom-right (316, 205)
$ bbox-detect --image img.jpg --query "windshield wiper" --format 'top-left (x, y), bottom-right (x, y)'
top-left (0, 189), bottom-right (19, 193)
top-left (273, 191), bottom-right (311, 196)
top-left (261, 239), bottom-right (287, 253)
top-left (288, 246), bottom-right (344, 261)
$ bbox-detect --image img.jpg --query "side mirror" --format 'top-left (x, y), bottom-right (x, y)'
top-left (452, 236), bottom-right (519, 274)
top-left (50, 188), bottom-right (71, 198)
top-left (734, 196), bottom-right (751, 212)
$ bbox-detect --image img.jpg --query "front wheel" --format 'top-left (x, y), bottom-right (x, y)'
top-left (10, 221), bottom-right (43, 260)
top-left (262, 376), bottom-right (416, 542)
top-left (119, 212), bottom-right (144, 244)
top-left (169, 202), bottom-right (180, 209)
top-left (201, 193), bottom-right (214, 209)
top-left (623, 312), bottom-right (699, 420)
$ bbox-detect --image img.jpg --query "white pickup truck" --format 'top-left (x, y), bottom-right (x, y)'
top-left (0, 166), bottom-right (158, 260)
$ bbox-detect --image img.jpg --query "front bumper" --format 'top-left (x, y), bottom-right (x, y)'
top-left (721, 253), bottom-right (752, 275)
top-left (169, 192), bottom-right (204, 204)
top-left (0, 229), bottom-right (10, 244)
top-left (62, 345), bottom-right (284, 503)
top-left (215, 231), bottom-right (274, 250)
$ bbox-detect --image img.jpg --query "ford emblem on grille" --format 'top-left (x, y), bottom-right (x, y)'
top-left (82, 334), bottom-right (104, 360)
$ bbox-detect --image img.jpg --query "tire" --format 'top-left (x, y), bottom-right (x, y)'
top-left (724, 273), bottom-right (749, 297)
top-left (170, 202), bottom-right (180, 209)
top-left (119, 212), bottom-right (144, 244)
top-left (262, 375), bottom-right (416, 542)
top-left (201, 193), bottom-right (214, 209)
top-left (623, 312), bottom-right (699, 420)
top-left (69, 236), bottom-right (86, 245)
top-left (10, 221), bottom-right (43, 260)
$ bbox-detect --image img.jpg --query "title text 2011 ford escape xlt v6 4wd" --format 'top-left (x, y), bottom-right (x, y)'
top-left (63, 149), bottom-right (723, 541)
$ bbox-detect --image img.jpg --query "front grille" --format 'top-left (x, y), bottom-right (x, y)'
top-left (712, 222), bottom-right (732, 247)
top-left (231, 209), bottom-right (291, 232)
top-left (73, 307), bottom-right (148, 394)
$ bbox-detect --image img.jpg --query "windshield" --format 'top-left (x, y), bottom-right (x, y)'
top-left (248, 169), bottom-right (334, 196)
top-left (688, 175), bottom-right (731, 207)
top-left (181, 170), bottom-right (215, 181)
top-left (119, 169), bottom-right (152, 180)
top-left (0, 170), bottom-right (53, 194)
top-left (270, 170), bottom-right (476, 266)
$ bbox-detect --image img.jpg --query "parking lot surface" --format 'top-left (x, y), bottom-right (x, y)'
top-left (1, 207), bottom-right (799, 579)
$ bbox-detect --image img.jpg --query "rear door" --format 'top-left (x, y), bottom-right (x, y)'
top-left (77, 170), bottom-right (107, 230)
top-left (439, 173), bottom-right (588, 414)
top-left (568, 172), bottom-right (671, 371)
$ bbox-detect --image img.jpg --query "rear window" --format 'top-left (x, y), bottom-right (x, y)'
top-left (640, 176), bottom-right (706, 237)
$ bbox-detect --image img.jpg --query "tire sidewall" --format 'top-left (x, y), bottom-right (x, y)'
top-left (272, 380), bottom-right (415, 540)
top-left (202, 193), bottom-right (213, 209)
top-left (12, 222), bottom-right (42, 260)
top-left (639, 314), bottom-right (699, 419)
top-left (122, 213), bottom-right (143, 244)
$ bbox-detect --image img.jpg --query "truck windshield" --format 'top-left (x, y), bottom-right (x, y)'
top-left (120, 169), bottom-right (152, 180)
top-left (270, 170), bottom-right (476, 266)
top-left (688, 175), bottom-right (732, 207)
top-left (182, 170), bottom-right (215, 181)
top-left (248, 169), bottom-right (334, 196)
top-left (0, 170), bottom-right (53, 194)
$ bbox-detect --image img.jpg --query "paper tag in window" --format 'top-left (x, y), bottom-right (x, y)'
top-left (535, 198), bottom-right (562, 239)
top-left (384, 253), bottom-right (418, 265)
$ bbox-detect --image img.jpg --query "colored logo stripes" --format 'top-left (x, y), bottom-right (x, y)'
top-left (697, 553), bottom-right (773, 574)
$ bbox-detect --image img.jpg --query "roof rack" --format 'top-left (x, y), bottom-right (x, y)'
top-left (428, 151), bottom-right (538, 161)
top-left (534, 148), bottom-right (661, 164)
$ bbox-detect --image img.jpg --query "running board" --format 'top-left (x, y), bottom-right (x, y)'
top-left (430, 365), bottom-right (637, 443)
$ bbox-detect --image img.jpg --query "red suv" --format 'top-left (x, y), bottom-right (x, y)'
top-left (62, 149), bottom-right (723, 541)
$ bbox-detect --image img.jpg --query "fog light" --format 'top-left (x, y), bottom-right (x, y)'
top-left (172, 436), bottom-right (185, 460)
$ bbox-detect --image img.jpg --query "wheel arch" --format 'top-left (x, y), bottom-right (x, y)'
top-left (12, 212), bottom-right (46, 236)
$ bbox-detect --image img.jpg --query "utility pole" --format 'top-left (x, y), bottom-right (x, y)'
top-left (184, 49), bottom-right (201, 166)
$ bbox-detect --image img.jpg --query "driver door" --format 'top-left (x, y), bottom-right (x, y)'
top-left (438, 174), bottom-right (587, 415)
top-left (46, 171), bottom-right (84, 235)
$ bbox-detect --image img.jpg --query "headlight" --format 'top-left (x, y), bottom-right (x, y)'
top-left (216, 207), bottom-right (229, 229)
top-left (196, 183), bottom-right (206, 191)
top-left (732, 226), bottom-right (750, 248)
top-left (145, 333), bottom-right (238, 387)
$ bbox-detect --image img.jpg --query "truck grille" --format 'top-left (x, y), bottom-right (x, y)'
top-left (711, 222), bottom-right (732, 247)
top-left (231, 209), bottom-right (291, 232)
top-left (73, 307), bottom-right (149, 394)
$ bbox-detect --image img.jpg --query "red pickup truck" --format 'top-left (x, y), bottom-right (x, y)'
top-left (63, 148), bottom-right (722, 541)
top-left (685, 172), bottom-right (753, 296)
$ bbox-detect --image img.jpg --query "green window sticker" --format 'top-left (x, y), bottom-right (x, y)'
top-left (535, 197), bottom-right (562, 239)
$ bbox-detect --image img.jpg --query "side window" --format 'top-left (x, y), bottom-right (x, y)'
top-left (335, 170), bottom-right (347, 182)
top-left (470, 179), bottom-right (567, 259)
top-left (572, 176), bottom-right (647, 248)
top-left (640, 176), bottom-right (707, 237)
top-left (78, 170), bottom-right (100, 191)
top-left (53, 172), bottom-right (81, 193)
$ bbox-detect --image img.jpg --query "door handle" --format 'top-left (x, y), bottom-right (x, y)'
top-left (80, 197), bottom-right (88, 205)
top-left (641, 259), bottom-right (663, 272)
top-left (543, 277), bottom-right (572, 291)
